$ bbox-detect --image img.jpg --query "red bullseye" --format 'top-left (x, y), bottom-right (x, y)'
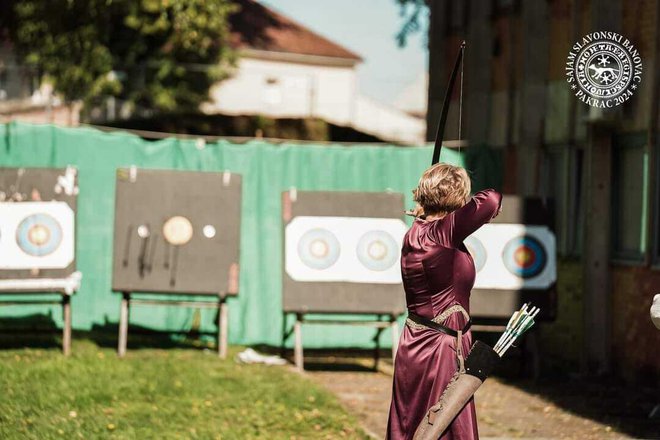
top-left (514, 246), bottom-right (536, 268)
top-left (502, 236), bottom-right (547, 279)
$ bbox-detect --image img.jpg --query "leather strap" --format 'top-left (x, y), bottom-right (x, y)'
top-left (407, 312), bottom-right (471, 337)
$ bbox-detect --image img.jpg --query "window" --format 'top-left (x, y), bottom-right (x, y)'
top-left (612, 133), bottom-right (648, 261)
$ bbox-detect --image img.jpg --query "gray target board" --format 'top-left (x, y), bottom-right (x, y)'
top-left (112, 168), bottom-right (241, 296)
top-left (469, 196), bottom-right (557, 321)
top-left (282, 190), bottom-right (406, 315)
top-left (0, 167), bottom-right (78, 281)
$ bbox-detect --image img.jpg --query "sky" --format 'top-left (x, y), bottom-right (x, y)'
top-left (261, 0), bottom-right (429, 105)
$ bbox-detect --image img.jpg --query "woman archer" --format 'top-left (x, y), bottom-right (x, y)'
top-left (387, 162), bottom-right (502, 440)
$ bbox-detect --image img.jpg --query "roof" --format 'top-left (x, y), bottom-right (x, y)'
top-left (229, 0), bottom-right (362, 63)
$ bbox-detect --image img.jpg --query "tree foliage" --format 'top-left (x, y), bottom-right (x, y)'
top-left (394, 0), bottom-right (428, 47)
top-left (2, 0), bottom-right (237, 113)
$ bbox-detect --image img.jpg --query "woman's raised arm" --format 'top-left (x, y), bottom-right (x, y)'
top-left (449, 189), bottom-right (502, 245)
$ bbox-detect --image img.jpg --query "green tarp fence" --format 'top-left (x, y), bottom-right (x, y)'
top-left (0, 122), bottom-right (501, 348)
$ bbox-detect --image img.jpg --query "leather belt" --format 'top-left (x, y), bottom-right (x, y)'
top-left (407, 312), bottom-right (471, 337)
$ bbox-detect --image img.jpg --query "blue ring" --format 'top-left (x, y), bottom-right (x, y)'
top-left (16, 213), bottom-right (63, 257)
top-left (502, 235), bottom-right (546, 279)
top-left (356, 230), bottom-right (398, 272)
top-left (464, 235), bottom-right (487, 273)
top-left (297, 228), bottom-right (341, 270)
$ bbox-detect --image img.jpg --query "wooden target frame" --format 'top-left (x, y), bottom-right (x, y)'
top-left (111, 168), bottom-right (242, 358)
top-left (0, 167), bottom-right (81, 355)
top-left (469, 196), bottom-right (557, 322)
top-left (281, 190), bottom-right (407, 370)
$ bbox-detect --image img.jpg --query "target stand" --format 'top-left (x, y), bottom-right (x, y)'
top-left (281, 190), bottom-right (407, 371)
top-left (116, 291), bottom-right (231, 358)
top-left (466, 195), bottom-right (557, 379)
top-left (0, 273), bottom-right (81, 355)
top-left (0, 167), bottom-right (80, 355)
top-left (112, 168), bottom-right (241, 358)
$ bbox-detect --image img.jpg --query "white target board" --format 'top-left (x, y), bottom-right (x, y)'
top-left (285, 216), bottom-right (406, 284)
top-left (465, 224), bottom-right (556, 290)
top-left (0, 202), bottom-right (75, 269)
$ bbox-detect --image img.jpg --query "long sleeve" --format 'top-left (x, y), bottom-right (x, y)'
top-left (448, 189), bottom-right (502, 246)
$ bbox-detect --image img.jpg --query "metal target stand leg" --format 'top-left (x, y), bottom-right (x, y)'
top-left (373, 316), bottom-right (383, 371)
top-left (62, 294), bottom-right (72, 356)
top-left (117, 292), bottom-right (230, 359)
top-left (218, 296), bottom-right (228, 359)
top-left (118, 292), bottom-right (130, 357)
top-left (280, 311), bottom-right (288, 358)
top-left (374, 314), bottom-right (400, 370)
top-left (294, 313), bottom-right (304, 372)
top-left (288, 312), bottom-right (403, 372)
top-left (390, 315), bottom-right (400, 364)
top-left (0, 291), bottom-right (75, 355)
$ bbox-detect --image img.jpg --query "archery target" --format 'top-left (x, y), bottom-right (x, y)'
top-left (467, 224), bottom-right (555, 289)
top-left (162, 215), bottom-right (194, 245)
top-left (285, 216), bottom-right (406, 283)
top-left (297, 228), bottom-right (341, 270)
top-left (502, 235), bottom-right (547, 278)
top-left (16, 213), bottom-right (63, 256)
top-left (464, 235), bottom-right (487, 273)
top-left (356, 230), bottom-right (399, 272)
top-left (0, 202), bottom-right (74, 269)
top-left (112, 168), bottom-right (242, 295)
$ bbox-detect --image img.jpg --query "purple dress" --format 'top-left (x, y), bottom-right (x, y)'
top-left (387, 189), bottom-right (502, 440)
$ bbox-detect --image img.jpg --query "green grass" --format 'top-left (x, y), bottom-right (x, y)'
top-left (0, 338), bottom-right (368, 439)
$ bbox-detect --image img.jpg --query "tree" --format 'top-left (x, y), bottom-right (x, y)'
top-left (5, 1), bottom-right (120, 109)
top-left (394, 0), bottom-right (428, 47)
top-left (112, 0), bottom-right (237, 112)
top-left (2, 0), bottom-right (236, 116)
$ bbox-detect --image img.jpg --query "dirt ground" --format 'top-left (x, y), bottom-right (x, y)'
top-left (304, 357), bottom-right (659, 440)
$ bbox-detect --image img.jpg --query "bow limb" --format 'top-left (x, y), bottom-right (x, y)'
top-left (431, 41), bottom-right (466, 165)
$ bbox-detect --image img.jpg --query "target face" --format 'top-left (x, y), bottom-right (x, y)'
top-left (297, 228), bottom-right (341, 270)
top-left (285, 216), bottom-right (406, 283)
top-left (467, 224), bottom-right (556, 289)
top-left (464, 235), bottom-right (487, 273)
top-left (0, 202), bottom-right (75, 269)
top-left (502, 235), bottom-right (547, 278)
top-left (112, 168), bottom-right (242, 295)
top-left (356, 231), bottom-right (399, 272)
top-left (16, 213), bottom-right (63, 256)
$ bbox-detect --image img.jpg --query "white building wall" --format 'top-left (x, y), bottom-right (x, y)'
top-left (205, 57), bottom-right (355, 123)
top-left (353, 96), bottom-right (425, 145)
top-left (204, 56), bottom-right (424, 144)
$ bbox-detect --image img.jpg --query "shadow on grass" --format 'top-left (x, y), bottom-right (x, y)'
top-left (88, 320), bottom-right (220, 352)
top-left (2, 321), bottom-right (655, 438)
top-left (0, 313), bottom-right (63, 350)
top-left (0, 314), bottom-right (220, 353)
top-left (254, 344), bottom-right (393, 373)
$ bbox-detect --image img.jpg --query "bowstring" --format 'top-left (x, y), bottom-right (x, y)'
top-left (458, 45), bottom-right (465, 156)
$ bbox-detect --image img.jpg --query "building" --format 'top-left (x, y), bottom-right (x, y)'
top-left (1, 1), bottom-right (425, 143)
top-left (0, 42), bottom-right (78, 126)
top-left (425, 0), bottom-right (659, 380)
top-left (203, 0), bottom-right (425, 144)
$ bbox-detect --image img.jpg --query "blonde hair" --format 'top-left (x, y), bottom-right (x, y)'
top-left (412, 163), bottom-right (471, 217)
